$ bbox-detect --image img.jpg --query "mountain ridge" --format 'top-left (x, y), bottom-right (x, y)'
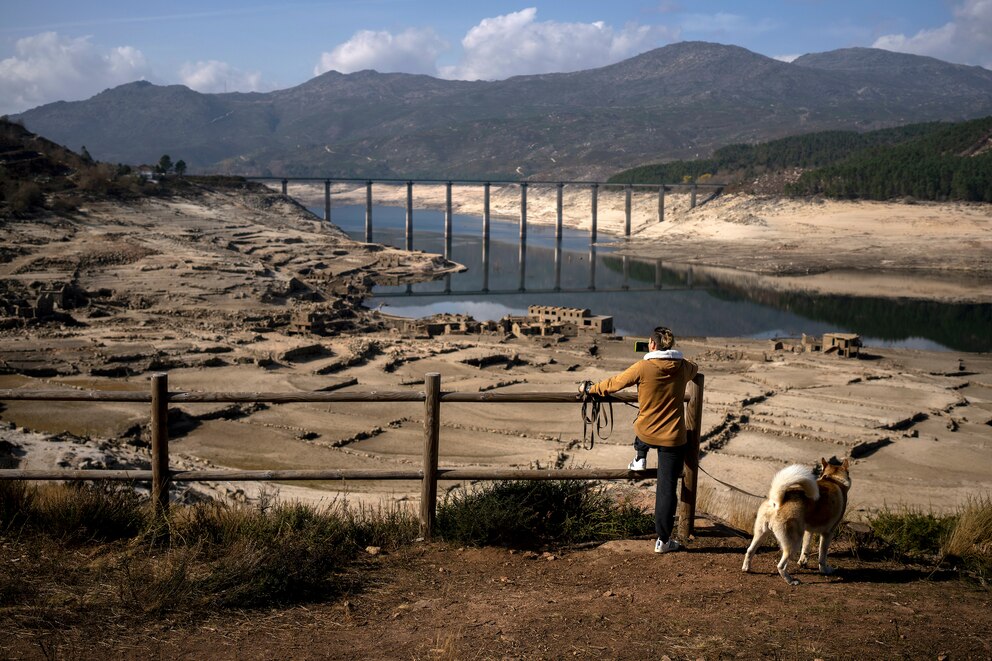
top-left (12, 41), bottom-right (992, 179)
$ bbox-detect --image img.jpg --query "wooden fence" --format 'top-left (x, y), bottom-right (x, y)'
top-left (0, 372), bottom-right (704, 541)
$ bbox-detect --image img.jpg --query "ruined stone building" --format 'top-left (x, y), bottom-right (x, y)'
top-left (527, 305), bottom-right (614, 334)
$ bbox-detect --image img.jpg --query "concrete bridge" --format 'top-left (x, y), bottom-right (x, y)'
top-left (253, 176), bottom-right (723, 249)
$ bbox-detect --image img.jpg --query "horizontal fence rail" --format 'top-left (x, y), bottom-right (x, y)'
top-left (0, 372), bottom-right (704, 541)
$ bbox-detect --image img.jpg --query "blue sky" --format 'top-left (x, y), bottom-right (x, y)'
top-left (2, 1), bottom-right (990, 115)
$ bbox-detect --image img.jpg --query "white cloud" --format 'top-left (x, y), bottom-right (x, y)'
top-left (314, 27), bottom-right (447, 76)
top-left (0, 32), bottom-right (151, 115)
top-left (872, 0), bottom-right (992, 68)
top-left (180, 60), bottom-right (265, 93)
top-left (440, 8), bottom-right (677, 80)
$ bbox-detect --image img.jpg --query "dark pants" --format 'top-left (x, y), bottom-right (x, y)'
top-left (634, 437), bottom-right (685, 542)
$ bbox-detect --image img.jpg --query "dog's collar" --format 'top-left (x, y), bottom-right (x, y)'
top-left (820, 473), bottom-right (851, 489)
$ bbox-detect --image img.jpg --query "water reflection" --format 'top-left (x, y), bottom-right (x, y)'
top-left (313, 204), bottom-right (990, 352)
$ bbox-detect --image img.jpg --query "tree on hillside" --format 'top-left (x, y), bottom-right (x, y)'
top-left (157, 154), bottom-right (173, 174)
top-left (174, 159), bottom-right (187, 177)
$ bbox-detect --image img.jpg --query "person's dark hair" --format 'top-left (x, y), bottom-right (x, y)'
top-left (652, 326), bottom-right (675, 350)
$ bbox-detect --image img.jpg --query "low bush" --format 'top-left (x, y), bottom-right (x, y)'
top-left (0, 479), bottom-right (34, 529)
top-left (0, 482), bottom-right (423, 619)
top-left (436, 480), bottom-right (653, 548)
top-left (868, 498), bottom-right (992, 582)
top-left (9, 181), bottom-right (45, 213)
top-left (869, 507), bottom-right (955, 558)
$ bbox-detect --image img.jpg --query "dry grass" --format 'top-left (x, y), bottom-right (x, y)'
top-left (940, 494), bottom-right (992, 580)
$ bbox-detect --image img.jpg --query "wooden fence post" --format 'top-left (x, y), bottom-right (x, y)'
top-left (677, 373), bottom-right (704, 540)
top-left (420, 373), bottom-right (441, 540)
top-left (150, 372), bottom-right (170, 513)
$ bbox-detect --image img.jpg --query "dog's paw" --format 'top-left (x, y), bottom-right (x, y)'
top-left (798, 555), bottom-right (809, 567)
top-left (787, 577), bottom-right (800, 586)
top-left (741, 562), bottom-right (751, 573)
top-left (820, 564), bottom-right (835, 575)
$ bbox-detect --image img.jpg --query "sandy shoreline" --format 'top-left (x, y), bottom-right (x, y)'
top-left (286, 182), bottom-right (992, 303)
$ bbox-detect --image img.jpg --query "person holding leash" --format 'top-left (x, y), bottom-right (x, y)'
top-left (581, 326), bottom-right (698, 553)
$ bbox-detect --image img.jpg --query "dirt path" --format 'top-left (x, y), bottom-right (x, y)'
top-left (8, 523), bottom-right (988, 660)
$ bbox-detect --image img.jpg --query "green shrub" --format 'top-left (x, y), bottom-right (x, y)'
top-left (868, 507), bottom-right (955, 558)
top-left (436, 480), bottom-right (653, 548)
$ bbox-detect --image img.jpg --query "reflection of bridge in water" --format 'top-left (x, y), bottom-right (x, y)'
top-left (376, 245), bottom-right (700, 297)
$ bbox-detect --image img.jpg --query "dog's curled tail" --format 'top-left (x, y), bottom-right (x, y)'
top-left (767, 464), bottom-right (819, 507)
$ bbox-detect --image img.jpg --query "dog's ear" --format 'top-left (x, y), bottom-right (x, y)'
top-left (820, 457), bottom-right (828, 469)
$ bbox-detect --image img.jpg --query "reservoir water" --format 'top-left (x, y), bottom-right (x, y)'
top-left (314, 204), bottom-right (991, 353)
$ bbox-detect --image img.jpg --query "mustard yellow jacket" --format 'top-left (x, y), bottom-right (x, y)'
top-left (589, 353), bottom-right (698, 447)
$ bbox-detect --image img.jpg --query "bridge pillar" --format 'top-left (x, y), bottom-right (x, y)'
top-left (281, 178), bottom-right (288, 195)
top-left (658, 185), bottom-right (665, 223)
top-left (365, 181), bottom-right (373, 243)
top-left (590, 184), bottom-right (598, 244)
top-left (323, 179), bottom-right (331, 226)
top-left (624, 184), bottom-right (632, 237)
top-left (405, 181), bottom-right (413, 251)
top-left (482, 182), bottom-right (490, 242)
top-left (444, 181), bottom-right (453, 259)
top-left (555, 183), bottom-right (563, 242)
top-left (519, 182), bottom-right (527, 240)
top-left (482, 183), bottom-right (490, 292)
top-left (690, 183), bottom-right (697, 208)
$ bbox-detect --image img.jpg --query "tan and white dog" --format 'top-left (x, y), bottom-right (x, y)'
top-left (742, 458), bottom-right (851, 585)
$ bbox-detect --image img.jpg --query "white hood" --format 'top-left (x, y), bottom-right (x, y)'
top-left (643, 349), bottom-right (683, 361)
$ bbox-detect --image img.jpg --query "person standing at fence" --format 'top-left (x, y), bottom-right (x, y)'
top-left (581, 326), bottom-right (698, 553)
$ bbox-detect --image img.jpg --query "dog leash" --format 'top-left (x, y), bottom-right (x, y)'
top-left (577, 381), bottom-right (640, 451)
top-left (697, 463), bottom-right (764, 499)
top-left (579, 395), bottom-right (612, 450)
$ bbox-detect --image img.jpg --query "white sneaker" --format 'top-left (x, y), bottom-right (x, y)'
top-left (627, 457), bottom-right (647, 471)
top-left (655, 538), bottom-right (681, 554)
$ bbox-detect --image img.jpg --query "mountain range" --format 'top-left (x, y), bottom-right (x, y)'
top-left (12, 41), bottom-right (992, 180)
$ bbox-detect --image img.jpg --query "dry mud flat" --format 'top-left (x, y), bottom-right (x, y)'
top-left (0, 183), bottom-right (990, 514)
top-left (2, 329), bottom-right (990, 516)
